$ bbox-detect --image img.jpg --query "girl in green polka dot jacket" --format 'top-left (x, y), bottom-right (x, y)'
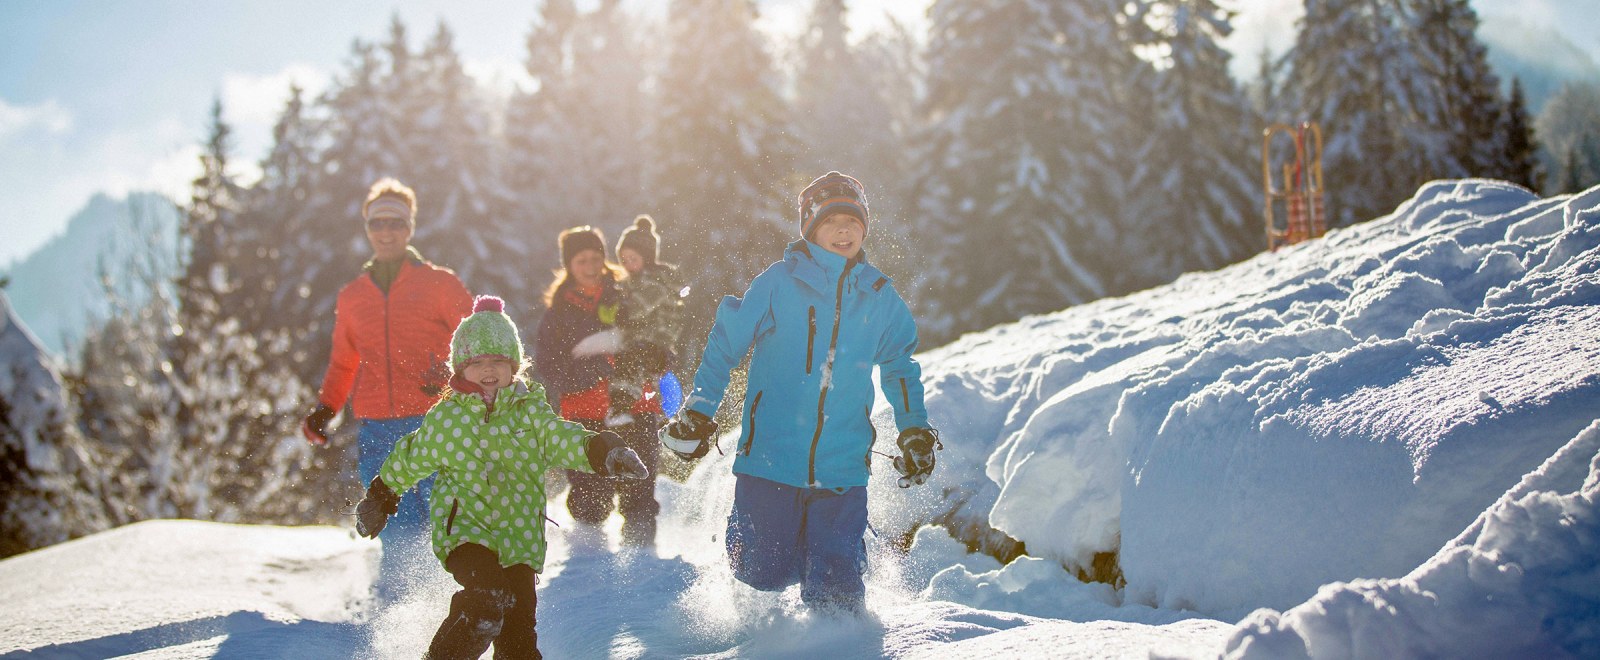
top-left (353, 295), bottom-right (648, 659)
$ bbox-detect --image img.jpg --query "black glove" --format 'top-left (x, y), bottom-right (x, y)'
top-left (419, 360), bottom-right (452, 397)
top-left (893, 427), bottom-right (941, 488)
top-left (301, 404), bottom-right (337, 446)
top-left (355, 477), bottom-right (400, 538)
top-left (604, 446), bottom-right (650, 480)
top-left (659, 409), bottom-right (717, 461)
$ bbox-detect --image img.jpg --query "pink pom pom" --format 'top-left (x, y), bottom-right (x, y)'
top-left (473, 295), bottom-right (505, 314)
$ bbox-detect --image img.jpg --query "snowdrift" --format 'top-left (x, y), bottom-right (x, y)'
top-left (877, 179), bottom-right (1600, 619)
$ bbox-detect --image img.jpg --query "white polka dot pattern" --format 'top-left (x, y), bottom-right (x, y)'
top-left (377, 380), bottom-right (594, 570)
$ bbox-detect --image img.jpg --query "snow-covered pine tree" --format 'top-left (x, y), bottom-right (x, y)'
top-left (653, 0), bottom-right (797, 309)
top-left (0, 291), bottom-right (107, 557)
top-left (1534, 82), bottom-right (1600, 193)
top-left (1406, 0), bottom-right (1505, 181)
top-left (1493, 77), bottom-right (1541, 191)
top-left (403, 21), bottom-right (522, 298)
top-left (239, 82), bottom-right (340, 376)
top-left (912, 0), bottom-right (1145, 341)
top-left (170, 106), bottom-right (324, 524)
top-left (1137, 0), bottom-right (1262, 275)
top-left (789, 0), bottom-right (916, 277)
top-left (1284, 0), bottom-right (1418, 226)
top-left (298, 37), bottom-right (393, 348)
top-left (504, 0), bottom-right (652, 310)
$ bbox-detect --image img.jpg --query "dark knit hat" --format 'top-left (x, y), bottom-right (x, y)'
top-left (559, 226), bottom-right (607, 269)
top-left (798, 171), bottom-right (869, 240)
top-left (617, 215), bottom-right (661, 265)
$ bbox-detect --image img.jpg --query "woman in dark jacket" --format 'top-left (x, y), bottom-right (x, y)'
top-left (536, 226), bottom-right (662, 548)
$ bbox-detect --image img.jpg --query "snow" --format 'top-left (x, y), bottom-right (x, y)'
top-left (3, 179), bottom-right (1599, 658)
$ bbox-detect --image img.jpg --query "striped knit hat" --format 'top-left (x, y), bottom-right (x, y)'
top-left (798, 171), bottom-right (869, 241)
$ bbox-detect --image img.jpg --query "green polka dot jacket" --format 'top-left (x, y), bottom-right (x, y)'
top-left (379, 380), bottom-right (594, 571)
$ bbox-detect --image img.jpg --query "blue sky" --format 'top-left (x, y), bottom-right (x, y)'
top-left (1, 0), bottom-right (1596, 266)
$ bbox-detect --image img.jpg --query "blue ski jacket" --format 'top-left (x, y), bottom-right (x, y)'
top-left (686, 239), bottom-right (928, 489)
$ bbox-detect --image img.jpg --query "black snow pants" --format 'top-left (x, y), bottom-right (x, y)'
top-left (565, 415), bottom-right (661, 547)
top-left (425, 543), bottom-right (540, 660)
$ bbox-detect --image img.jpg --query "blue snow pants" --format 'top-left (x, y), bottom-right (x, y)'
top-left (727, 473), bottom-right (869, 610)
top-left (359, 416), bottom-right (434, 593)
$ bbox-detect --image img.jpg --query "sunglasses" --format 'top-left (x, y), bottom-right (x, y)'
top-left (366, 217), bottom-right (409, 232)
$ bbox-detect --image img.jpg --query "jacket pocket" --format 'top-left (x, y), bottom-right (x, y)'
top-left (445, 499), bottom-right (460, 535)
top-left (806, 306), bottom-right (816, 374)
top-left (742, 390), bottom-right (764, 456)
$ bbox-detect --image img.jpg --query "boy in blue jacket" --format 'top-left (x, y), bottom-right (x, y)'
top-left (661, 171), bottom-right (940, 613)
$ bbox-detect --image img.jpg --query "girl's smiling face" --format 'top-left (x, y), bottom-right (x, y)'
top-left (813, 213), bottom-right (865, 259)
top-left (460, 355), bottom-right (516, 397)
top-left (569, 249), bottom-right (606, 288)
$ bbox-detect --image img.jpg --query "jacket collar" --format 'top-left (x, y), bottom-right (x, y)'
top-left (363, 245), bottom-right (426, 272)
top-left (785, 239), bottom-right (886, 295)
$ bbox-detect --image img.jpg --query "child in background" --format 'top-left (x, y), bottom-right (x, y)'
top-left (353, 295), bottom-right (648, 659)
top-left (660, 172), bottom-right (940, 613)
top-left (605, 215), bottom-right (687, 428)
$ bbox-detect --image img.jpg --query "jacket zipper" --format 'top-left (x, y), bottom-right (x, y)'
top-left (742, 390), bottom-right (763, 456)
top-left (806, 306), bottom-right (816, 374)
top-left (382, 265), bottom-right (398, 417)
top-left (863, 405), bottom-right (875, 469)
top-left (808, 261), bottom-right (854, 486)
top-left (900, 378), bottom-right (909, 414)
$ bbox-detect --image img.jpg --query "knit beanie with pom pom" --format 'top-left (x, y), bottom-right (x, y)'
top-left (450, 295), bottom-right (523, 370)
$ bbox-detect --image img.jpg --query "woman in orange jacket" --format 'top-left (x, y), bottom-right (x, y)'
top-left (301, 177), bottom-right (472, 598)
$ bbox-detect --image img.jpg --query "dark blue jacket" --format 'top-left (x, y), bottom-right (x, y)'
top-left (687, 240), bottom-right (928, 488)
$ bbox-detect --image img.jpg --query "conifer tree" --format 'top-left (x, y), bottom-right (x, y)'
top-left (1140, 0), bottom-right (1262, 274)
top-left (1, 292), bottom-right (107, 557)
top-left (1494, 77), bottom-right (1541, 191)
top-left (913, 0), bottom-right (1145, 341)
top-left (1407, 0), bottom-right (1505, 179)
top-left (1534, 82), bottom-right (1600, 194)
top-left (505, 0), bottom-right (652, 298)
top-left (1286, 0), bottom-right (1421, 225)
top-left (654, 0), bottom-right (797, 308)
top-left (790, 0), bottom-right (914, 274)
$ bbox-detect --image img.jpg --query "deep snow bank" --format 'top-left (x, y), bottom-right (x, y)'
top-left (1222, 419), bottom-right (1600, 659)
top-left (874, 180), bottom-right (1600, 617)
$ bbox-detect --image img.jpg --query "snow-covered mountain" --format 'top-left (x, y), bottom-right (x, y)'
top-left (1, 192), bottom-right (180, 359)
top-left (1, 179), bottom-right (1596, 658)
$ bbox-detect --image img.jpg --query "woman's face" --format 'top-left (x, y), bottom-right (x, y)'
top-left (813, 213), bottom-right (865, 259)
top-left (569, 249), bottom-right (606, 287)
top-left (618, 247), bottom-right (645, 275)
top-left (365, 216), bottom-right (413, 262)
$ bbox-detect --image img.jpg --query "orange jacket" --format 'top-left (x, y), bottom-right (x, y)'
top-left (318, 257), bottom-right (472, 420)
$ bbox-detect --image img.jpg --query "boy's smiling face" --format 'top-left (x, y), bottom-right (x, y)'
top-left (813, 213), bottom-right (865, 260)
top-left (461, 355), bottom-right (516, 398)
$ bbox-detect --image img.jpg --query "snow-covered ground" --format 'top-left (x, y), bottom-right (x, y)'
top-left (2, 179), bottom-right (1597, 658)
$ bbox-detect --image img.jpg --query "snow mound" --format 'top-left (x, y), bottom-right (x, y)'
top-left (875, 180), bottom-right (1600, 617)
top-left (1222, 419), bottom-right (1600, 659)
top-left (0, 520), bottom-right (371, 657)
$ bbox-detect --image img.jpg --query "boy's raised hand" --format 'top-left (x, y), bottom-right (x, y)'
top-left (355, 477), bottom-right (400, 538)
top-left (660, 409), bottom-right (717, 461)
top-left (893, 427), bottom-right (942, 488)
top-left (604, 446), bottom-right (650, 480)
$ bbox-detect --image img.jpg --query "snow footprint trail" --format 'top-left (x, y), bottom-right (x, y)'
top-left (538, 541), bottom-right (701, 658)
